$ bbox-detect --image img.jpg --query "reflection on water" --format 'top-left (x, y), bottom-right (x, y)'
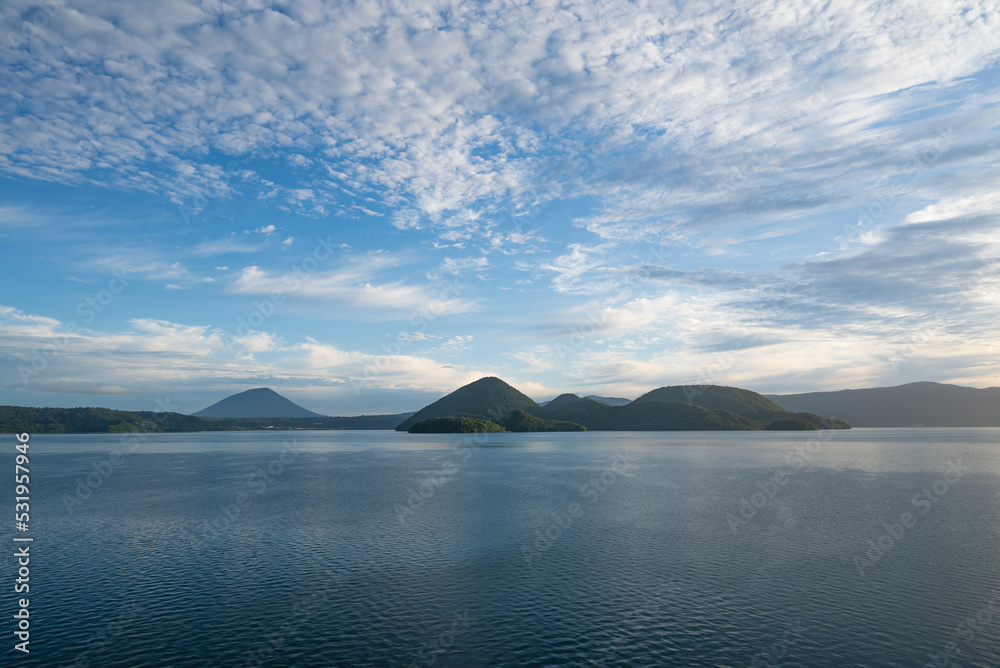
top-left (3, 428), bottom-right (999, 666)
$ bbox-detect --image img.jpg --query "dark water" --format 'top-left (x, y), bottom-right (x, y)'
top-left (3, 429), bottom-right (1000, 667)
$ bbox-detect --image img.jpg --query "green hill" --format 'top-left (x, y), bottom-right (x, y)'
top-left (395, 377), bottom-right (540, 431)
top-left (632, 385), bottom-right (849, 429)
top-left (407, 417), bottom-right (506, 433)
top-left (766, 419), bottom-right (820, 431)
top-left (404, 378), bottom-right (850, 432)
top-left (501, 409), bottom-right (586, 432)
top-left (633, 385), bottom-right (787, 421)
top-left (543, 393), bottom-right (585, 411)
top-left (535, 396), bottom-right (763, 430)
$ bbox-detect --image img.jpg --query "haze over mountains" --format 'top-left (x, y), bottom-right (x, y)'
top-left (767, 382), bottom-right (1000, 427)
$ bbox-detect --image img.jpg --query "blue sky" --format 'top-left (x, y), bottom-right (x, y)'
top-left (1, 0), bottom-right (999, 416)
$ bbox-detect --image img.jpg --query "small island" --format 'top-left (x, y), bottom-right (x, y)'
top-left (397, 377), bottom-right (850, 433)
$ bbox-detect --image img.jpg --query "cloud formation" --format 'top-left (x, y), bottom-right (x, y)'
top-left (1, 0), bottom-right (999, 407)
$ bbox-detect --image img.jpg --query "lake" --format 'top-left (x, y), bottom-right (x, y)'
top-left (4, 428), bottom-right (1000, 667)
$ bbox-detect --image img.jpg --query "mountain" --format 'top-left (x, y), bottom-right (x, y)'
top-left (584, 395), bottom-right (632, 406)
top-left (632, 385), bottom-right (788, 421)
top-left (767, 382), bottom-right (1000, 427)
top-left (539, 394), bottom-right (632, 407)
top-left (193, 388), bottom-right (325, 418)
top-left (395, 377), bottom-right (539, 431)
top-left (532, 385), bottom-right (850, 431)
top-left (632, 385), bottom-right (849, 429)
top-left (534, 395), bottom-right (764, 431)
top-left (543, 393), bottom-right (586, 411)
top-left (403, 378), bottom-right (851, 432)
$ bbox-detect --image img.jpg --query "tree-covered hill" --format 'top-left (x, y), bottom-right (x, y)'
top-left (501, 409), bottom-right (586, 432)
top-left (0, 405), bottom-right (413, 434)
top-left (632, 385), bottom-right (849, 429)
top-left (632, 385), bottom-right (789, 422)
top-left (395, 377), bottom-right (540, 431)
top-left (407, 417), bottom-right (506, 433)
top-left (402, 378), bottom-right (851, 432)
top-left (536, 396), bottom-right (763, 430)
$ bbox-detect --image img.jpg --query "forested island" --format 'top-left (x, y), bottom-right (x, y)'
top-left (398, 377), bottom-right (850, 433)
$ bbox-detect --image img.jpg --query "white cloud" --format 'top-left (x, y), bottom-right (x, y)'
top-left (191, 235), bottom-right (270, 256)
top-left (905, 191), bottom-right (1000, 225)
top-left (3, 0), bottom-right (1000, 402)
top-left (433, 256), bottom-right (489, 277)
top-left (31, 380), bottom-right (142, 395)
top-left (3, 0), bottom-right (996, 241)
top-left (0, 308), bottom-right (496, 396)
top-left (536, 243), bottom-right (617, 294)
top-left (230, 252), bottom-right (478, 316)
top-left (432, 334), bottom-right (474, 355)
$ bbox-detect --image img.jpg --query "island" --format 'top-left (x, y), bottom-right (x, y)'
top-left (397, 377), bottom-right (850, 433)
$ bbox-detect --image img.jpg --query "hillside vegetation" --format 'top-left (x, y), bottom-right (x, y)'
top-left (395, 377), bottom-right (539, 431)
top-left (2, 378), bottom-right (855, 435)
top-left (501, 409), bottom-right (586, 432)
top-left (0, 406), bottom-right (412, 434)
top-left (533, 397), bottom-right (763, 430)
top-left (407, 417), bottom-right (506, 433)
top-left (633, 385), bottom-right (787, 422)
top-left (766, 419), bottom-right (820, 431)
top-left (632, 385), bottom-right (850, 429)
top-left (401, 378), bottom-right (851, 433)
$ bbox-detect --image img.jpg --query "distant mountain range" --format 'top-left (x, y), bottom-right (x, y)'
top-left (193, 388), bottom-right (325, 418)
top-left (767, 382), bottom-right (1000, 427)
top-left (4, 380), bottom-right (997, 435)
top-left (584, 395), bottom-right (632, 406)
top-left (399, 377), bottom-right (849, 432)
top-left (539, 394), bottom-right (632, 407)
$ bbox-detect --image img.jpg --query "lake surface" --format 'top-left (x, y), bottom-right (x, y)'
top-left (4, 428), bottom-right (1000, 667)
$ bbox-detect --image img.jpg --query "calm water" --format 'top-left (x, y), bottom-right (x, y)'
top-left (3, 428), bottom-right (1000, 667)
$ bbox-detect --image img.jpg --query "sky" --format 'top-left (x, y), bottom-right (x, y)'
top-left (1, 0), bottom-right (999, 416)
